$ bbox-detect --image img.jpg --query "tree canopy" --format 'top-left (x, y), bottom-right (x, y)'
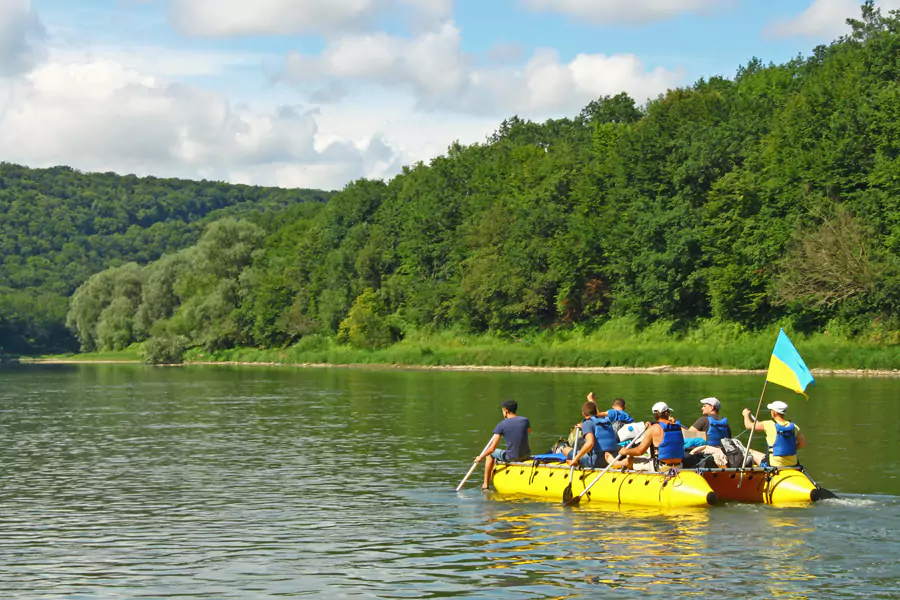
top-left (30, 3), bottom-right (900, 360)
top-left (0, 164), bottom-right (330, 353)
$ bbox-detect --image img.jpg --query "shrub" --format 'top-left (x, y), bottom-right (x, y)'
top-left (337, 288), bottom-right (394, 350)
top-left (141, 335), bottom-right (190, 364)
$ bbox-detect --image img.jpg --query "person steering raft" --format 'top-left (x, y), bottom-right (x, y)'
top-left (473, 399), bottom-right (532, 491)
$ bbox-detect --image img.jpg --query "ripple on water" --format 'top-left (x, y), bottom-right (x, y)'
top-left (1, 366), bottom-right (900, 598)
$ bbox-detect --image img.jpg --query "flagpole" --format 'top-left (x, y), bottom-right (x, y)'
top-left (739, 379), bottom-right (768, 488)
top-left (739, 328), bottom-right (813, 488)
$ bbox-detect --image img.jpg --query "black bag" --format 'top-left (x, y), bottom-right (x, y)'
top-left (550, 438), bottom-right (569, 455)
top-left (720, 438), bottom-right (754, 468)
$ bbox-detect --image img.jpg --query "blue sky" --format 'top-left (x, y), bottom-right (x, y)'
top-left (0, 0), bottom-right (893, 189)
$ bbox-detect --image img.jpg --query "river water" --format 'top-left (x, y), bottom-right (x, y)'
top-left (0, 364), bottom-right (897, 599)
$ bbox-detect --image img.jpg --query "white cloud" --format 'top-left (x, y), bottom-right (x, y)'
top-left (52, 45), bottom-right (269, 78)
top-left (2, 0), bottom-right (685, 191)
top-left (518, 0), bottom-right (723, 25)
top-left (765, 0), bottom-right (900, 39)
top-left (0, 57), bottom-right (404, 189)
top-left (765, 0), bottom-right (858, 38)
top-left (168, 0), bottom-right (453, 37)
top-left (282, 23), bottom-right (682, 115)
top-left (0, 0), bottom-right (44, 77)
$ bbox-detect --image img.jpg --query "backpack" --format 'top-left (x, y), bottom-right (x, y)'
top-left (617, 421), bottom-right (647, 443)
top-left (551, 438), bottom-right (570, 455)
top-left (720, 437), bottom-right (754, 468)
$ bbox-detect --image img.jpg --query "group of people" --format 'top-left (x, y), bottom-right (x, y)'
top-left (472, 394), bottom-right (807, 490)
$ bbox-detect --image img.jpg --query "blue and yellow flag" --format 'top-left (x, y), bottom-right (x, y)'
top-left (766, 329), bottom-right (814, 396)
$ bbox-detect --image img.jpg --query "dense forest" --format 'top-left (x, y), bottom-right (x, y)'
top-left (48, 4), bottom-right (900, 362)
top-left (0, 164), bottom-right (330, 353)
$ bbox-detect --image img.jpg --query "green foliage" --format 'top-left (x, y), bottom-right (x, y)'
top-left (37, 4), bottom-right (900, 365)
top-left (141, 335), bottom-right (190, 365)
top-left (0, 163), bottom-right (330, 353)
top-left (337, 288), bottom-right (395, 349)
top-left (66, 262), bottom-right (144, 352)
top-left (174, 317), bottom-right (900, 371)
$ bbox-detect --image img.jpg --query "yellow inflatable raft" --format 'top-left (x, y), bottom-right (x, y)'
top-left (490, 462), bottom-right (717, 509)
top-left (699, 466), bottom-right (825, 505)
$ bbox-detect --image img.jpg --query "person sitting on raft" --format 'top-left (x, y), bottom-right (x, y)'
top-left (619, 402), bottom-right (685, 470)
top-left (474, 399), bottom-right (532, 490)
top-left (559, 400), bottom-right (623, 469)
top-left (688, 397), bottom-right (732, 447)
top-left (742, 400), bottom-right (806, 467)
top-left (588, 393), bottom-right (634, 433)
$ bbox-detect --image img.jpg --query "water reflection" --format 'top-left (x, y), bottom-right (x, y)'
top-left (1, 365), bottom-right (899, 599)
top-left (473, 500), bottom-right (713, 594)
top-left (761, 513), bottom-right (817, 599)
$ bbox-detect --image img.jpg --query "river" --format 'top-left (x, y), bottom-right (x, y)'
top-left (0, 364), bottom-right (897, 598)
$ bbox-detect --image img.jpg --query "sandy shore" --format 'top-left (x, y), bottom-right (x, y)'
top-left (16, 357), bottom-right (900, 377)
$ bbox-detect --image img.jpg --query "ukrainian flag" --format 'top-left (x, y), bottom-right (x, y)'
top-left (766, 328), bottom-right (814, 396)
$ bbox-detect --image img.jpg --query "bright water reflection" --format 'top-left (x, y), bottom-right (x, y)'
top-left (0, 364), bottom-right (897, 598)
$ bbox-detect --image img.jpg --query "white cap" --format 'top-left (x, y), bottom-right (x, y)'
top-left (767, 400), bottom-right (788, 414)
top-left (700, 397), bottom-right (721, 410)
top-left (652, 402), bottom-right (672, 414)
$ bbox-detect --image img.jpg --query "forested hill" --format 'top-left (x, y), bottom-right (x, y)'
top-left (0, 163), bottom-right (331, 353)
top-left (57, 4), bottom-right (900, 363)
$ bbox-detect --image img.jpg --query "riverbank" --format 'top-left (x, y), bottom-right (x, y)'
top-left (18, 357), bottom-right (900, 378)
top-left (20, 323), bottom-right (900, 376)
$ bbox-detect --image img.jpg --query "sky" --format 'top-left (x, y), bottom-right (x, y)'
top-left (0, 0), bottom-right (897, 191)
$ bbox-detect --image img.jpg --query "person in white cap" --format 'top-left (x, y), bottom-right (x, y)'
top-left (741, 400), bottom-right (807, 467)
top-left (688, 397), bottom-right (732, 447)
top-left (619, 401), bottom-right (685, 470)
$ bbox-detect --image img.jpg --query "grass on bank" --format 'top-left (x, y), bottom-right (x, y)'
top-left (26, 318), bottom-right (900, 370)
top-left (182, 318), bottom-right (900, 371)
top-left (33, 343), bottom-right (143, 362)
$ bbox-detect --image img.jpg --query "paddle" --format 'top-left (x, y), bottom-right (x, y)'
top-left (561, 428), bottom-right (581, 504)
top-left (564, 429), bottom-right (648, 507)
top-left (456, 439), bottom-right (494, 492)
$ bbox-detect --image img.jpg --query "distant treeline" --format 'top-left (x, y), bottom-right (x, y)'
top-left (0, 164), bottom-right (330, 353)
top-left (56, 4), bottom-right (900, 362)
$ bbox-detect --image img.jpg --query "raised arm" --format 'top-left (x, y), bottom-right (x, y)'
top-left (742, 408), bottom-right (765, 431)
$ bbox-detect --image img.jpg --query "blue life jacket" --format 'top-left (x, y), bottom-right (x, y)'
top-left (706, 416), bottom-right (731, 447)
top-left (656, 421), bottom-right (686, 462)
top-left (770, 421), bottom-right (797, 456)
top-left (588, 416), bottom-right (620, 454)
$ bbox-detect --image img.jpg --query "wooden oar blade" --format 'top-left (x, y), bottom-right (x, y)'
top-left (563, 491), bottom-right (582, 507)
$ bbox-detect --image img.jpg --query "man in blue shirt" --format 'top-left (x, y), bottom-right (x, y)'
top-left (474, 400), bottom-right (531, 490)
top-left (589, 393), bottom-right (635, 432)
top-left (559, 400), bottom-right (622, 468)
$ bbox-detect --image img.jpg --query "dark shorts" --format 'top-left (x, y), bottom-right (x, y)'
top-left (490, 449), bottom-right (511, 462)
top-left (491, 449), bottom-right (529, 462)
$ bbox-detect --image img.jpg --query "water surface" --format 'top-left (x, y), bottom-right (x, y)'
top-left (0, 364), bottom-right (897, 598)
